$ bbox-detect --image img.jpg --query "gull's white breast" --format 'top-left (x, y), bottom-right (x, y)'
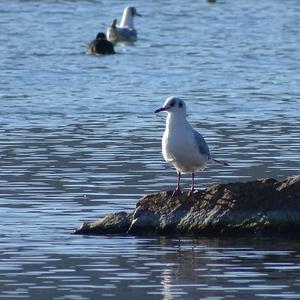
top-left (162, 121), bottom-right (207, 173)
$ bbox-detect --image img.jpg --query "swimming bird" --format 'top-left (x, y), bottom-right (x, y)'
top-left (86, 32), bottom-right (115, 55)
top-left (106, 6), bottom-right (141, 44)
top-left (155, 96), bottom-right (228, 197)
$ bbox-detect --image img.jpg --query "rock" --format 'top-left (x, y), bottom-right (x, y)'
top-left (75, 212), bottom-right (133, 235)
top-left (74, 175), bottom-right (300, 236)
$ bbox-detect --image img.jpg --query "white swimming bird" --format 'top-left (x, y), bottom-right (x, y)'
top-left (155, 96), bottom-right (228, 197)
top-left (106, 6), bottom-right (141, 44)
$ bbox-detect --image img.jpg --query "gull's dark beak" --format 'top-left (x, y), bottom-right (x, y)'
top-left (154, 107), bottom-right (167, 113)
top-left (136, 12), bottom-right (142, 17)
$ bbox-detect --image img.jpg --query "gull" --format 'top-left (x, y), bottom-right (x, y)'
top-left (106, 6), bottom-right (141, 44)
top-left (86, 32), bottom-right (115, 55)
top-left (155, 96), bottom-right (228, 197)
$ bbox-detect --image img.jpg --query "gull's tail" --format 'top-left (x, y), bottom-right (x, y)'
top-left (209, 158), bottom-right (229, 166)
top-left (111, 19), bottom-right (117, 28)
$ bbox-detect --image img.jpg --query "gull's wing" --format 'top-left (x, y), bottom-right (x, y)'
top-left (116, 27), bottom-right (137, 41)
top-left (193, 129), bottom-right (211, 159)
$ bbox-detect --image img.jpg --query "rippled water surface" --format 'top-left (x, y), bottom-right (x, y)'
top-left (1, 0), bottom-right (300, 299)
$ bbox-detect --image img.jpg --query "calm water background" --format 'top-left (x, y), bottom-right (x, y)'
top-left (1, 0), bottom-right (300, 299)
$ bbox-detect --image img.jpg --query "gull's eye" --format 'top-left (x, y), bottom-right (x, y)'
top-left (170, 100), bottom-right (176, 107)
top-left (178, 101), bottom-right (183, 108)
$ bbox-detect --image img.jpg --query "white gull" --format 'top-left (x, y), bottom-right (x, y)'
top-left (106, 6), bottom-right (141, 44)
top-left (155, 96), bottom-right (228, 196)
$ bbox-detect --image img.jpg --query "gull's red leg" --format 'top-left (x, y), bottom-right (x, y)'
top-left (188, 173), bottom-right (197, 196)
top-left (172, 172), bottom-right (182, 197)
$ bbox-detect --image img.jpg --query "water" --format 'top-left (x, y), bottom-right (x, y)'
top-left (0, 0), bottom-right (300, 299)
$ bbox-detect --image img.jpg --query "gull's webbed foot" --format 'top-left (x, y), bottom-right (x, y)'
top-left (172, 187), bottom-right (182, 197)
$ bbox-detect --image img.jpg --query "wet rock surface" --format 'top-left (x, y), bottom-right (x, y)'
top-left (74, 175), bottom-right (300, 236)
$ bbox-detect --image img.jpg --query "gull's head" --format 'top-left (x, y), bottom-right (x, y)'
top-left (124, 6), bottom-right (142, 18)
top-left (154, 96), bottom-right (187, 116)
top-left (120, 6), bottom-right (141, 28)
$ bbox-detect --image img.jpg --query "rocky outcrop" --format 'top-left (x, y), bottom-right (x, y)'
top-left (74, 175), bottom-right (300, 236)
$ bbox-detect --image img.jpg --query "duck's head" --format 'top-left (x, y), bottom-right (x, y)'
top-left (96, 32), bottom-right (107, 40)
